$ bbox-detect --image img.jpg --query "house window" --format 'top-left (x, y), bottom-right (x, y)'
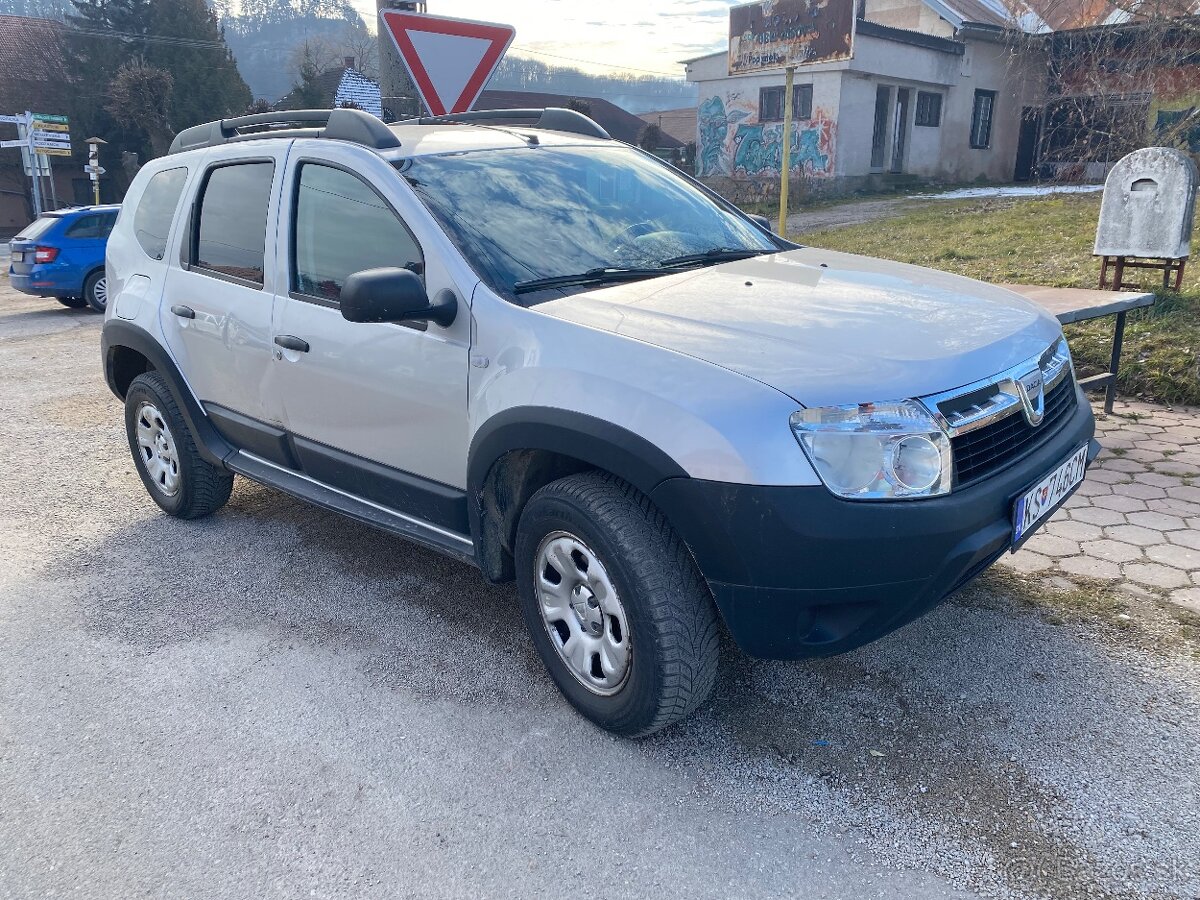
top-left (759, 84), bottom-right (814, 122)
top-left (970, 90), bottom-right (997, 149)
top-left (915, 91), bottom-right (942, 127)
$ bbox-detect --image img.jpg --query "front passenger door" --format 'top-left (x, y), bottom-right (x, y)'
top-left (270, 156), bottom-right (470, 522)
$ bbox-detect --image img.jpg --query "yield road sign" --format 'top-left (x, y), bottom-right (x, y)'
top-left (380, 11), bottom-right (515, 117)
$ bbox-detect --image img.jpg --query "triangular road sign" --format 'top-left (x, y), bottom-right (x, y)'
top-left (380, 11), bottom-right (516, 117)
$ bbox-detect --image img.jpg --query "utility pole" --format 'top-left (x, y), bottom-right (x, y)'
top-left (377, 0), bottom-right (427, 120)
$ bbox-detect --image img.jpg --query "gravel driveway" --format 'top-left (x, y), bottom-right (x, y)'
top-left (1, 282), bottom-right (1197, 900)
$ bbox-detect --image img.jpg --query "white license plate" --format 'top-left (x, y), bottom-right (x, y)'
top-left (1012, 444), bottom-right (1089, 548)
top-left (10, 251), bottom-right (22, 262)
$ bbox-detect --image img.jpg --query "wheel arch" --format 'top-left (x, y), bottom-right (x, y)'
top-left (467, 408), bottom-right (689, 583)
top-left (101, 320), bottom-right (233, 467)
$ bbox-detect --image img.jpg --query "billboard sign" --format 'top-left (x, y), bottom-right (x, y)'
top-left (728, 0), bottom-right (855, 75)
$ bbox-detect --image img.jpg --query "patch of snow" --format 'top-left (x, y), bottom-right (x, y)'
top-left (911, 184), bottom-right (1105, 201)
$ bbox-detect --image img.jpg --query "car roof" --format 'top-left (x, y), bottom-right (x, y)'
top-left (383, 123), bottom-right (615, 159)
top-left (50, 205), bottom-right (122, 217)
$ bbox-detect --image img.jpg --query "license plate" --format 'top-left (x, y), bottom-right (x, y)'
top-left (1012, 444), bottom-right (1089, 549)
top-left (10, 251), bottom-right (22, 262)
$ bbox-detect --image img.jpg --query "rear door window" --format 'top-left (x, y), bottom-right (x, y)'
top-left (65, 214), bottom-right (105, 239)
top-left (193, 162), bottom-right (274, 286)
top-left (133, 167), bottom-right (188, 260)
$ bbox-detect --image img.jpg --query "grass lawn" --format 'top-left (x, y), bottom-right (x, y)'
top-left (798, 194), bottom-right (1200, 407)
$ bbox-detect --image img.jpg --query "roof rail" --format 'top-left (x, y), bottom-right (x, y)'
top-left (168, 108), bottom-right (401, 156)
top-left (399, 107), bottom-right (611, 140)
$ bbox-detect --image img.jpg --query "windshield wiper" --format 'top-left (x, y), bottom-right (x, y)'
top-left (513, 267), bottom-right (668, 295)
top-left (659, 248), bottom-right (767, 268)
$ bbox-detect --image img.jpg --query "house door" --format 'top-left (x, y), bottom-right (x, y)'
top-left (890, 88), bottom-right (911, 174)
top-left (870, 86), bottom-right (891, 171)
top-left (1014, 107), bottom-right (1042, 182)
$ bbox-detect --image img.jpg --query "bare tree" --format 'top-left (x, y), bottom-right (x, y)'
top-left (106, 61), bottom-right (176, 158)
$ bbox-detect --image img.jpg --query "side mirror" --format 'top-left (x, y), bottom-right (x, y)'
top-left (748, 213), bottom-right (776, 235)
top-left (339, 267), bottom-right (457, 328)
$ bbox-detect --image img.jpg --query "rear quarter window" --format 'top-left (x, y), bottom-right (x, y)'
top-left (133, 167), bottom-right (188, 260)
top-left (15, 216), bottom-right (61, 241)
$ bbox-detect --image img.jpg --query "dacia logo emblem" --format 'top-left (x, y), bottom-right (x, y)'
top-left (1016, 368), bottom-right (1045, 426)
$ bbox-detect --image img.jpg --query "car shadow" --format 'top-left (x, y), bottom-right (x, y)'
top-left (62, 478), bottom-right (1198, 899)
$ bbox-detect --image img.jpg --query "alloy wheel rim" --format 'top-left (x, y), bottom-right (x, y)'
top-left (135, 401), bottom-right (181, 497)
top-left (534, 531), bottom-right (631, 696)
top-left (93, 277), bottom-right (107, 308)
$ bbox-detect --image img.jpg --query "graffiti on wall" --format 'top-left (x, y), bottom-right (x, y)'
top-left (697, 93), bottom-right (835, 178)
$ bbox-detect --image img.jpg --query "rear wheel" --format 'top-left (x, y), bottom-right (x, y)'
top-left (124, 371), bottom-right (234, 519)
top-left (515, 472), bottom-right (720, 737)
top-left (56, 296), bottom-right (88, 309)
top-left (83, 270), bottom-right (107, 313)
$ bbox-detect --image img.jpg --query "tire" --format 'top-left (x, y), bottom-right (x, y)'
top-left (124, 371), bottom-right (234, 519)
top-left (515, 471), bottom-right (720, 737)
top-left (56, 296), bottom-right (88, 309)
top-left (83, 270), bottom-right (107, 313)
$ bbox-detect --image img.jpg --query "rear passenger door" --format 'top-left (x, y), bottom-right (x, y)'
top-left (269, 145), bottom-right (471, 515)
top-left (160, 146), bottom-right (288, 432)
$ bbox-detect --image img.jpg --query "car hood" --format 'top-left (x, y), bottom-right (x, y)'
top-left (534, 248), bottom-right (1063, 408)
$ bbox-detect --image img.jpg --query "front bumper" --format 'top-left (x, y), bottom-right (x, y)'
top-left (650, 390), bottom-right (1097, 660)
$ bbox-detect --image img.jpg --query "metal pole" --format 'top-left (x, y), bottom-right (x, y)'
top-left (23, 114), bottom-right (42, 218)
top-left (46, 153), bottom-right (58, 210)
top-left (777, 65), bottom-right (795, 237)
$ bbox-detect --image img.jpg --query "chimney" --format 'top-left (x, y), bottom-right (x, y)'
top-left (344, 56), bottom-right (355, 70)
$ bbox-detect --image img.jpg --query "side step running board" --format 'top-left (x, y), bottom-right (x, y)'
top-left (227, 451), bottom-right (477, 567)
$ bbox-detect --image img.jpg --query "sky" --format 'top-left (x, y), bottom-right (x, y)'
top-left (349, 0), bottom-right (739, 77)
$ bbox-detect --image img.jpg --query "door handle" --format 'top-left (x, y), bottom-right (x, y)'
top-left (171, 304), bottom-right (195, 319)
top-left (274, 334), bottom-right (310, 353)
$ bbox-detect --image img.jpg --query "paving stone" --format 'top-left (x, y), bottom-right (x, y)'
top-left (1123, 562), bottom-right (1190, 589)
top-left (1111, 481), bottom-right (1166, 501)
top-left (1125, 510), bottom-right (1188, 531)
top-left (1024, 534), bottom-right (1080, 558)
top-left (1137, 439), bottom-right (1183, 454)
top-left (1094, 465), bottom-right (1137, 480)
top-left (1105, 524), bottom-right (1166, 547)
top-left (1060, 555), bottom-right (1122, 580)
top-left (1092, 494), bottom-right (1147, 513)
top-left (1153, 460), bottom-right (1200, 477)
top-left (1158, 498), bottom-right (1200, 518)
top-left (1167, 529), bottom-right (1200, 551)
top-left (1087, 468), bottom-right (1131, 485)
top-left (1069, 506), bottom-right (1127, 527)
top-left (1171, 485), bottom-right (1200, 504)
top-left (1139, 472), bottom-right (1184, 489)
top-left (1124, 449), bottom-right (1168, 465)
top-left (1081, 539), bottom-right (1144, 564)
top-left (1168, 587), bottom-right (1200, 613)
top-left (1075, 480), bottom-right (1113, 497)
top-left (1146, 543), bottom-right (1200, 571)
top-left (1000, 550), bottom-right (1053, 575)
top-left (1045, 520), bottom-right (1103, 542)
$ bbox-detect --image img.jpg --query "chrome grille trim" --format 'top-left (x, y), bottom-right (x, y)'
top-left (920, 338), bottom-right (1074, 438)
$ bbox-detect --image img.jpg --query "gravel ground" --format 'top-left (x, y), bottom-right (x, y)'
top-left (1, 282), bottom-right (1198, 900)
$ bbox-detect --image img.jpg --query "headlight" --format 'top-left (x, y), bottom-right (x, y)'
top-left (790, 400), bottom-right (952, 500)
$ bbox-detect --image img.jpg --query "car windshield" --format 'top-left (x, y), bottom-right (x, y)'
top-left (14, 215), bottom-right (61, 241)
top-left (399, 145), bottom-right (776, 301)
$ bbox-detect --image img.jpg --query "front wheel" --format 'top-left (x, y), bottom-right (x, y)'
top-left (83, 270), bottom-right (107, 313)
top-left (515, 472), bottom-right (720, 737)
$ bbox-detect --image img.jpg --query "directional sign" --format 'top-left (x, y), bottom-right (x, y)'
top-left (380, 11), bottom-right (515, 117)
top-left (0, 139), bottom-right (25, 148)
top-left (33, 121), bottom-right (69, 132)
top-left (0, 114), bottom-right (24, 124)
top-left (85, 164), bottom-right (105, 175)
top-left (31, 113), bottom-right (68, 124)
top-left (33, 131), bottom-right (70, 143)
top-left (36, 148), bottom-right (72, 157)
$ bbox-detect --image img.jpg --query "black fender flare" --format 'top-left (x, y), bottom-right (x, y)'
top-left (100, 319), bottom-right (234, 467)
top-left (466, 407), bottom-right (689, 581)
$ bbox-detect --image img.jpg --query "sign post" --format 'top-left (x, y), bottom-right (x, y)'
top-left (85, 136), bottom-right (107, 205)
top-left (379, 10), bottom-right (515, 117)
top-left (778, 66), bottom-right (795, 237)
top-left (1, 111), bottom-right (71, 217)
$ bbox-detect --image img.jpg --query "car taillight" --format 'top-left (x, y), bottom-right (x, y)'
top-left (34, 246), bottom-right (59, 263)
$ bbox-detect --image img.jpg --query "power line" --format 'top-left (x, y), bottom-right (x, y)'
top-left (509, 45), bottom-right (685, 80)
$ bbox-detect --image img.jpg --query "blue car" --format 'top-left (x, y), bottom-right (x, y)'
top-left (8, 205), bottom-right (120, 312)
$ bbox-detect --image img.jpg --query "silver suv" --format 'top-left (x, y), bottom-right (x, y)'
top-left (101, 108), bottom-right (1097, 736)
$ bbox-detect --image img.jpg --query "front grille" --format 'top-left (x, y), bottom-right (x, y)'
top-left (951, 377), bottom-right (1077, 485)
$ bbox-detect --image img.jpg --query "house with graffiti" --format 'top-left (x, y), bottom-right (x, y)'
top-left (686, 0), bottom-right (1200, 199)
